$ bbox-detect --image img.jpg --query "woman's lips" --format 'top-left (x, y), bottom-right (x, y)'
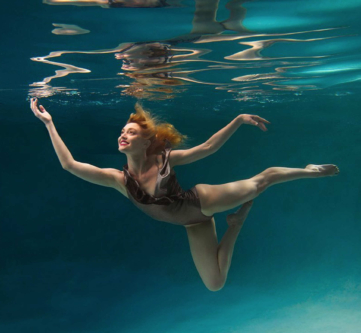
top-left (120, 141), bottom-right (129, 146)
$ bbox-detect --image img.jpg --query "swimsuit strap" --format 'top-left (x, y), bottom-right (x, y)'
top-left (123, 139), bottom-right (181, 204)
top-left (123, 140), bottom-right (172, 184)
top-left (159, 139), bottom-right (172, 176)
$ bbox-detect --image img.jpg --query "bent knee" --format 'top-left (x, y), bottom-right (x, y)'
top-left (257, 181), bottom-right (268, 194)
top-left (250, 175), bottom-right (268, 195)
top-left (204, 278), bottom-right (225, 292)
top-left (207, 285), bottom-right (224, 292)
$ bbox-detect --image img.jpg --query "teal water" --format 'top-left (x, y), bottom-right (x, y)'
top-left (1, 1), bottom-right (361, 332)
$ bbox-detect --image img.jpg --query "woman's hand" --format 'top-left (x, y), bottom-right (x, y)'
top-left (30, 98), bottom-right (53, 125)
top-left (238, 114), bottom-right (270, 132)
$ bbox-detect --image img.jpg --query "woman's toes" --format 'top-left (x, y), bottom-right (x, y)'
top-left (226, 201), bottom-right (254, 227)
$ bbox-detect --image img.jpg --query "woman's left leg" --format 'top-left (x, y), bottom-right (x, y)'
top-left (196, 164), bottom-right (339, 217)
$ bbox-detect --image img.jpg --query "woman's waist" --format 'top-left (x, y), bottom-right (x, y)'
top-left (127, 186), bottom-right (197, 206)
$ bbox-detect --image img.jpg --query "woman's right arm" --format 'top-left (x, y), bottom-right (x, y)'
top-left (47, 118), bottom-right (121, 188)
top-left (30, 98), bottom-right (127, 195)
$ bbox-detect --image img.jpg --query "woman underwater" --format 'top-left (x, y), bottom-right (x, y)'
top-left (30, 98), bottom-right (339, 291)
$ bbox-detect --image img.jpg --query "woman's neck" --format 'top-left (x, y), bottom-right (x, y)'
top-left (126, 152), bottom-right (154, 178)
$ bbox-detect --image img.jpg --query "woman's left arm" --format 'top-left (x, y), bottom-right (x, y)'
top-left (169, 114), bottom-right (270, 167)
top-left (205, 114), bottom-right (270, 153)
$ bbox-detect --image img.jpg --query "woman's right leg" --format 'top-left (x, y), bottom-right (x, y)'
top-left (185, 201), bottom-right (253, 292)
top-left (196, 164), bottom-right (339, 217)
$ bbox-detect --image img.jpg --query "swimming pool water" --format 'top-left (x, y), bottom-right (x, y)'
top-left (1, 1), bottom-right (360, 332)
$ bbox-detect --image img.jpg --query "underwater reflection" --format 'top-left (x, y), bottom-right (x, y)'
top-left (114, 42), bottom-right (184, 100)
top-left (43, 0), bottom-right (173, 8)
top-left (51, 23), bottom-right (90, 35)
top-left (31, 0), bottom-right (347, 100)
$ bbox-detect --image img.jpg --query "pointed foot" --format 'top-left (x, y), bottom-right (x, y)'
top-left (306, 164), bottom-right (340, 177)
top-left (226, 200), bottom-right (254, 228)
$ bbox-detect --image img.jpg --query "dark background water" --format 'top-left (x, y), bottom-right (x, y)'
top-left (1, 0), bottom-right (361, 332)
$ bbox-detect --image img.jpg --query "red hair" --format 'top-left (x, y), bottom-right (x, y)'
top-left (126, 103), bottom-right (188, 155)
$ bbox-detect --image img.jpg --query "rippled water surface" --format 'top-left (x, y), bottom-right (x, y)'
top-left (1, 1), bottom-right (361, 332)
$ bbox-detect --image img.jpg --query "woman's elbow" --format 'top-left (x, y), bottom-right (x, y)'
top-left (62, 161), bottom-right (74, 171)
top-left (204, 142), bottom-right (217, 154)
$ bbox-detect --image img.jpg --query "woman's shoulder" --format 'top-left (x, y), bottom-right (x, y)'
top-left (109, 169), bottom-right (129, 198)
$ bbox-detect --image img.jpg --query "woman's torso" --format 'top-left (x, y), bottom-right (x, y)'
top-left (129, 153), bottom-right (165, 197)
top-left (113, 153), bottom-right (165, 199)
top-left (112, 148), bottom-right (213, 226)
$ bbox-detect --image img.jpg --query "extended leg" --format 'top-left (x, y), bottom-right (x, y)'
top-left (196, 164), bottom-right (339, 216)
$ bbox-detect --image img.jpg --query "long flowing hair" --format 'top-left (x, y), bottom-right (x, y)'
top-left (126, 103), bottom-right (188, 155)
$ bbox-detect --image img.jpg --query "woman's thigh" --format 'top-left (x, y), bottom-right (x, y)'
top-left (185, 218), bottom-right (223, 289)
top-left (195, 178), bottom-right (260, 216)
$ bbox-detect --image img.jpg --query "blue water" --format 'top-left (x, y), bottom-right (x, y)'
top-left (1, 1), bottom-right (361, 332)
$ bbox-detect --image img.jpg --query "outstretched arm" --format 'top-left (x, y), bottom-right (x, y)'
top-left (205, 114), bottom-right (270, 152)
top-left (170, 114), bottom-right (270, 167)
top-left (30, 98), bottom-right (125, 191)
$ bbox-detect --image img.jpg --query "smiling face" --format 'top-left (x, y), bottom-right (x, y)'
top-left (118, 122), bottom-right (150, 153)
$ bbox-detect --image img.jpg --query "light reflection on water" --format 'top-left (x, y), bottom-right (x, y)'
top-left (29, 0), bottom-right (360, 102)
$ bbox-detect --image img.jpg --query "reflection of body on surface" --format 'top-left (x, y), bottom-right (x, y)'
top-left (33, 0), bottom-right (338, 99)
top-left (30, 98), bottom-right (339, 291)
top-left (31, 0), bottom-right (263, 99)
top-left (43, 0), bottom-right (171, 8)
top-left (115, 42), bottom-right (187, 99)
top-left (111, 0), bottom-right (255, 98)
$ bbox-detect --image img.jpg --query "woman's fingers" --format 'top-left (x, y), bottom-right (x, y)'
top-left (255, 115), bottom-right (270, 124)
top-left (251, 116), bottom-right (268, 131)
top-left (250, 115), bottom-right (270, 124)
top-left (240, 114), bottom-right (270, 131)
top-left (30, 98), bottom-right (43, 118)
top-left (258, 123), bottom-right (267, 131)
top-left (30, 97), bottom-right (37, 109)
top-left (253, 116), bottom-right (270, 131)
top-left (30, 98), bottom-right (52, 124)
top-left (32, 99), bottom-right (40, 115)
top-left (30, 98), bottom-right (38, 114)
